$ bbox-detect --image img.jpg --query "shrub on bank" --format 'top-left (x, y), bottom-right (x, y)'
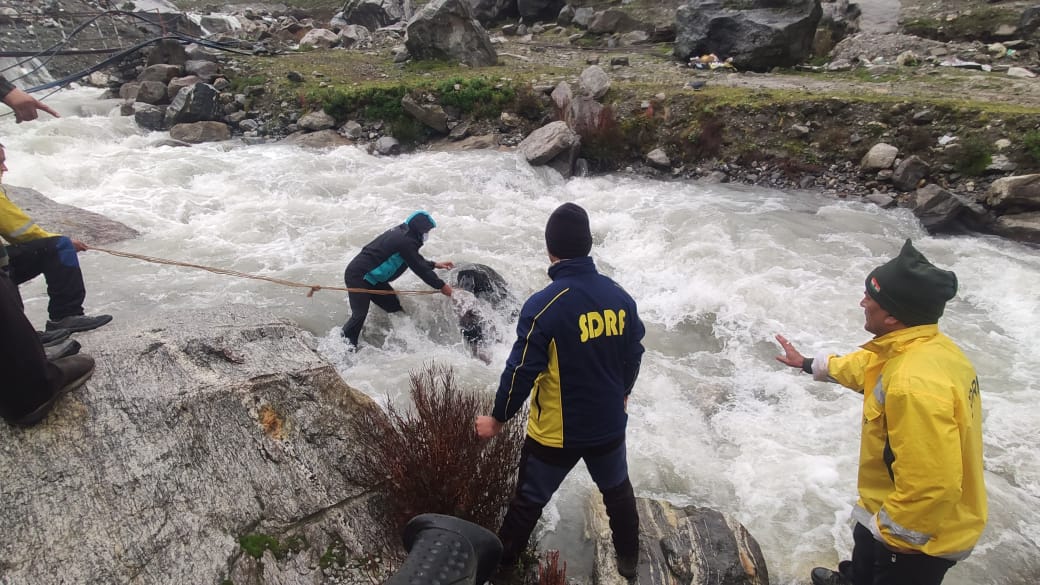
top-left (950, 136), bottom-right (994, 176)
top-left (1024, 130), bottom-right (1040, 165)
top-left (345, 363), bottom-right (525, 540)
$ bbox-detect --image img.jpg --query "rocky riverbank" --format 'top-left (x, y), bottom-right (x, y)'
top-left (3, 0), bottom-right (1039, 245)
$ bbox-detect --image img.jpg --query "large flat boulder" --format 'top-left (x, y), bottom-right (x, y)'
top-left (0, 305), bottom-right (386, 585)
top-left (3, 184), bottom-right (140, 245)
top-left (675, 0), bottom-right (823, 72)
top-left (405, 0), bottom-right (498, 67)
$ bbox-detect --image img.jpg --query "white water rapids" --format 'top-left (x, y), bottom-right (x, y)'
top-left (4, 89), bottom-right (1039, 584)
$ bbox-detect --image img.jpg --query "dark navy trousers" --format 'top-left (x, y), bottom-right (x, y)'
top-left (852, 522), bottom-right (956, 585)
top-left (5, 235), bottom-right (86, 321)
top-left (497, 435), bottom-right (639, 565)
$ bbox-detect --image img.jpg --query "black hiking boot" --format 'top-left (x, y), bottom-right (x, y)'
top-left (811, 560), bottom-right (853, 585)
top-left (617, 554), bottom-right (638, 579)
top-left (12, 354), bottom-right (95, 426)
top-left (44, 339), bottom-right (81, 361)
top-left (46, 314), bottom-right (112, 333)
top-left (38, 328), bottom-right (71, 346)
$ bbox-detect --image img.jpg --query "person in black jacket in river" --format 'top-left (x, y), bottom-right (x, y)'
top-left (475, 202), bottom-right (645, 580)
top-left (341, 210), bottom-right (454, 348)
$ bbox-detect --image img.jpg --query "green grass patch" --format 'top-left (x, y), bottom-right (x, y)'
top-left (304, 84), bottom-right (410, 123)
top-left (902, 7), bottom-right (1019, 41)
top-left (952, 136), bottom-right (994, 176)
top-left (227, 75), bottom-right (266, 93)
top-left (434, 76), bottom-right (517, 118)
top-left (238, 533), bottom-right (306, 561)
top-left (1024, 130), bottom-right (1040, 164)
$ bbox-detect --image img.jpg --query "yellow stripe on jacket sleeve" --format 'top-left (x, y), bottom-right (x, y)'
top-left (502, 288), bottom-right (570, 417)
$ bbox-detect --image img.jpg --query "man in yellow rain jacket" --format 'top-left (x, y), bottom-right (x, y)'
top-left (775, 239), bottom-right (986, 585)
top-left (0, 144), bottom-right (111, 333)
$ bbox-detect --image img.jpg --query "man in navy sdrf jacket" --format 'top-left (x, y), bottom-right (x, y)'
top-left (476, 202), bottom-right (645, 579)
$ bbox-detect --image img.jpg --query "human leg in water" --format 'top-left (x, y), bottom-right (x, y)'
top-left (342, 281), bottom-right (401, 347)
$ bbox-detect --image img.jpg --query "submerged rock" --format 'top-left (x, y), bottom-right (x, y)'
top-left (586, 496), bottom-right (769, 585)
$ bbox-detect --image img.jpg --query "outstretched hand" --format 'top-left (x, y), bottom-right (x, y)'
top-left (434, 261), bottom-right (454, 270)
top-left (775, 334), bottom-right (806, 369)
top-left (3, 88), bottom-right (60, 123)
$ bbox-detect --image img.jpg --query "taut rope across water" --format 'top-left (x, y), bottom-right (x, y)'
top-left (89, 247), bottom-right (441, 298)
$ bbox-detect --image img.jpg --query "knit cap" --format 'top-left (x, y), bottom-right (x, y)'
top-left (544, 203), bottom-right (592, 259)
top-left (865, 239), bottom-right (958, 326)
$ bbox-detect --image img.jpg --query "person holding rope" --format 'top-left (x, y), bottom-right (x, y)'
top-left (1, 76), bottom-right (95, 427)
top-left (341, 210), bottom-right (454, 348)
top-left (0, 144), bottom-right (112, 334)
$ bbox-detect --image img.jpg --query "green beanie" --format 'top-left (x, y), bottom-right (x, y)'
top-left (865, 239), bottom-right (958, 326)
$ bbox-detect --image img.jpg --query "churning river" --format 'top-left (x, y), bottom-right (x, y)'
top-left (4, 88), bottom-right (1039, 585)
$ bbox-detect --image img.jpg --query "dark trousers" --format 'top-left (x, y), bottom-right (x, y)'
top-left (851, 522), bottom-right (956, 585)
top-left (5, 236), bottom-right (86, 321)
top-left (341, 276), bottom-right (402, 346)
top-left (0, 268), bottom-right (60, 422)
top-left (498, 436), bottom-right (639, 566)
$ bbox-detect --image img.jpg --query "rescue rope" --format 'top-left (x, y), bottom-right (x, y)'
top-left (89, 246), bottom-right (440, 298)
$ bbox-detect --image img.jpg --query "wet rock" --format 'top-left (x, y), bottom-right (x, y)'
top-left (282, 129), bottom-right (352, 148)
top-left (297, 110), bottom-right (336, 131)
top-left (165, 83), bottom-right (222, 126)
top-left (517, 0), bottom-right (565, 21)
top-left (137, 63), bottom-right (183, 83)
top-left (588, 8), bottom-right (643, 34)
top-left (861, 143), bottom-right (898, 171)
top-left (519, 120), bottom-right (581, 164)
top-left (374, 136), bottom-right (401, 155)
top-left (342, 0), bottom-right (404, 31)
top-left (586, 497), bottom-right (768, 585)
top-left (892, 155), bottom-right (930, 191)
top-left (185, 59), bottom-right (221, 82)
top-left (133, 102), bottom-right (167, 131)
top-left (135, 80), bottom-right (169, 105)
top-left (675, 0), bottom-right (823, 72)
top-left (169, 121), bottom-right (231, 143)
top-left (984, 174), bottom-right (1040, 211)
top-left (167, 75), bottom-right (200, 99)
top-left (579, 65), bottom-right (611, 99)
top-left (1, 185), bottom-right (139, 244)
top-left (405, 0), bottom-right (498, 67)
top-left (990, 211), bottom-right (1040, 244)
top-left (300, 28), bottom-right (340, 49)
top-left (401, 95), bottom-right (449, 133)
top-left (913, 184), bottom-right (990, 234)
top-left (646, 148), bottom-right (671, 169)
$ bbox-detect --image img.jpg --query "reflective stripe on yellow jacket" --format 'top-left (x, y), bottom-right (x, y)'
top-left (815, 324), bottom-right (986, 560)
top-left (0, 184), bottom-right (57, 244)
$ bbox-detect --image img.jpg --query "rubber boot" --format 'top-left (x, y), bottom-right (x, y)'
top-left (497, 495), bottom-right (543, 568)
top-left (602, 478), bottom-right (639, 578)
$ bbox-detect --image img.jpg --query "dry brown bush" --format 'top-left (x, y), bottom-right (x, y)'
top-left (346, 362), bottom-right (526, 540)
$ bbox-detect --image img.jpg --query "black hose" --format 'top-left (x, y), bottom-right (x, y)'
top-left (2, 9), bottom-right (259, 93)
